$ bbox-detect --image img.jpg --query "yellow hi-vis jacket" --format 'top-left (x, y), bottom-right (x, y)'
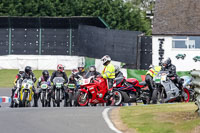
top-left (101, 63), bottom-right (115, 79)
top-left (146, 66), bottom-right (161, 78)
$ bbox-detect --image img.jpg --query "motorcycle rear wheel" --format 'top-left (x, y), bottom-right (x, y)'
top-left (182, 88), bottom-right (190, 102)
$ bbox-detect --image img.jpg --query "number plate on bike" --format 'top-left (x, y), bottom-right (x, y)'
top-left (56, 83), bottom-right (62, 88)
top-left (155, 78), bottom-right (161, 83)
top-left (41, 84), bottom-right (48, 89)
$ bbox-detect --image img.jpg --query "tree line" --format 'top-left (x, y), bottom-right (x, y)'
top-left (0, 0), bottom-right (152, 35)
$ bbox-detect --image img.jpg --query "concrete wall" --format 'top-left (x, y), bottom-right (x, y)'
top-left (153, 36), bottom-right (200, 71)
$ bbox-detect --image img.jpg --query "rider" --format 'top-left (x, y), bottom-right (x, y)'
top-left (36, 70), bottom-right (51, 105)
top-left (145, 64), bottom-right (161, 98)
top-left (85, 66), bottom-right (100, 78)
top-left (101, 55), bottom-right (115, 97)
top-left (161, 58), bottom-right (183, 90)
top-left (68, 69), bottom-right (78, 88)
top-left (51, 64), bottom-right (68, 100)
top-left (10, 68), bottom-right (24, 107)
top-left (18, 66), bottom-right (37, 107)
top-left (76, 63), bottom-right (87, 78)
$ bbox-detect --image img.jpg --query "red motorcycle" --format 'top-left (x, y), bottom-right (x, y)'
top-left (112, 76), bottom-right (150, 106)
top-left (76, 76), bottom-right (115, 106)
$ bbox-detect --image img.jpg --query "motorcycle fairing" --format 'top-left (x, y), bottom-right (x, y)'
top-left (161, 79), bottom-right (180, 102)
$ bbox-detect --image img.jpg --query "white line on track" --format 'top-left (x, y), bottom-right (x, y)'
top-left (102, 108), bottom-right (122, 133)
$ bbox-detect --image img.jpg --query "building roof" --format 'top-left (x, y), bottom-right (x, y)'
top-left (152, 0), bottom-right (200, 36)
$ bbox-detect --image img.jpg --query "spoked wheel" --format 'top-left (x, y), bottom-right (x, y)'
top-left (182, 88), bottom-right (190, 102)
top-left (113, 90), bottom-right (123, 106)
top-left (77, 91), bottom-right (89, 106)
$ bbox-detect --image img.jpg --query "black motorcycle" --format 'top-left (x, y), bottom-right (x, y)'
top-left (64, 83), bottom-right (78, 107)
top-left (52, 77), bottom-right (65, 107)
top-left (39, 81), bottom-right (51, 107)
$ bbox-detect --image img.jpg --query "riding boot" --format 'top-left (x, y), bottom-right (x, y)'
top-left (10, 88), bottom-right (15, 108)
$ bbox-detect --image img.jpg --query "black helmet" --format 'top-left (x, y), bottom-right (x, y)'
top-left (163, 58), bottom-right (171, 67)
top-left (25, 66), bottom-right (32, 74)
top-left (42, 70), bottom-right (49, 79)
top-left (89, 66), bottom-right (96, 72)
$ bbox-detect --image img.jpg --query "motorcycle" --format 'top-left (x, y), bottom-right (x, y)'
top-left (40, 81), bottom-right (51, 107)
top-left (76, 76), bottom-right (115, 106)
top-left (113, 76), bottom-right (150, 106)
top-left (64, 83), bottom-right (78, 107)
top-left (19, 79), bottom-right (34, 107)
top-left (52, 77), bottom-right (65, 107)
top-left (152, 71), bottom-right (190, 103)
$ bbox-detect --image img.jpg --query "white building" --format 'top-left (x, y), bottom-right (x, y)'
top-left (152, 0), bottom-right (200, 71)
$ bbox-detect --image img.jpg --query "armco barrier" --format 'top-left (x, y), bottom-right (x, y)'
top-left (0, 96), bottom-right (11, 103)
top-left (191, 70), bottom-right (200, 115)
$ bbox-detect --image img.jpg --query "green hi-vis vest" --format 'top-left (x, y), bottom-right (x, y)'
top-left (146, 66), bottom-right (161, 78)
top-left (101, 63), bottom-right (115, 79)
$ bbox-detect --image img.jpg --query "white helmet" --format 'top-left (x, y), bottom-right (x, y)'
top-left (101, 55), bottom-right (111, 65)
top-left (78, 62), bottom-right (85, 68)
top-left (19, 68), bottom-right (24, 72)
top-left (149, 64), bottom-right (154, 69)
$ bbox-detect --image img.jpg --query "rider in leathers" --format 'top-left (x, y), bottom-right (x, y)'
top-left (161, 58), bottom-right (183, 90)
top-left (36, 70), bottom-right (51, 106)
top-left (75, 63), bottom-right (87, 79)
top-left (85, 66), bottom-right (100, 79)
top-left (18, 66), bottom-right (37, 107)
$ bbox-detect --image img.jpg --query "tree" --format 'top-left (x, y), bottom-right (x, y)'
top-left (0, 0), bottom-right (152, 34)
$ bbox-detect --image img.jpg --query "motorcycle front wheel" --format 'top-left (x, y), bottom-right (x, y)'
top-left (152, 89), bottom-right (158, 104)
top-left (113, 90), bottom-right (123, 106)
top-left (22, 92), bottom-right (28, 107)
top-left (56, 91), bottom-right (60, 107)
top-left (77, 91), bottom-right (89, 106)
top-left (41, 92), bottom-right (45, 107)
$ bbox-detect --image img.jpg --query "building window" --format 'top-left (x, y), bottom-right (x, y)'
top-left (172, 36), bottom-right (200, 49)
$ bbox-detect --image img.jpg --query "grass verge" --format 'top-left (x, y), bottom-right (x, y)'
top-left (120, 103), bottom-right (200, 133)
top-left (0, 69), bottom-right (71, 88)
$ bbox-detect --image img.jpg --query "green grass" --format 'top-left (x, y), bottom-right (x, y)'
top-left (0, 69), bottom-right (191, 87)
top-left (120, 103), bottom-right (200, 133)
top-left (0, 69), bottom-right (71, 88)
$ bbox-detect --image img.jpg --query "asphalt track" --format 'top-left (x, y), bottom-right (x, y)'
top-left (0, 88), bottom-right (116, 133)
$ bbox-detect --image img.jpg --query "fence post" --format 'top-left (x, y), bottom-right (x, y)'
top-left (39, 18), bottom-right (42, 55)
top-left (8, 17), bottom-right (12, 55)
top-left (191, 70), bottom-right (200, 115)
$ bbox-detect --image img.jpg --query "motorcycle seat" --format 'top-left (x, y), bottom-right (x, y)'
top-left (139, 81), bottom-right (146, 86)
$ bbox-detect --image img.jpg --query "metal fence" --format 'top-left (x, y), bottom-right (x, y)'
top-left (191, 70), bottom-right (200, 115)
top-left (0, 16), bottom-right (152, 69)
top-left (0, 16), bottom-right (107, 56)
